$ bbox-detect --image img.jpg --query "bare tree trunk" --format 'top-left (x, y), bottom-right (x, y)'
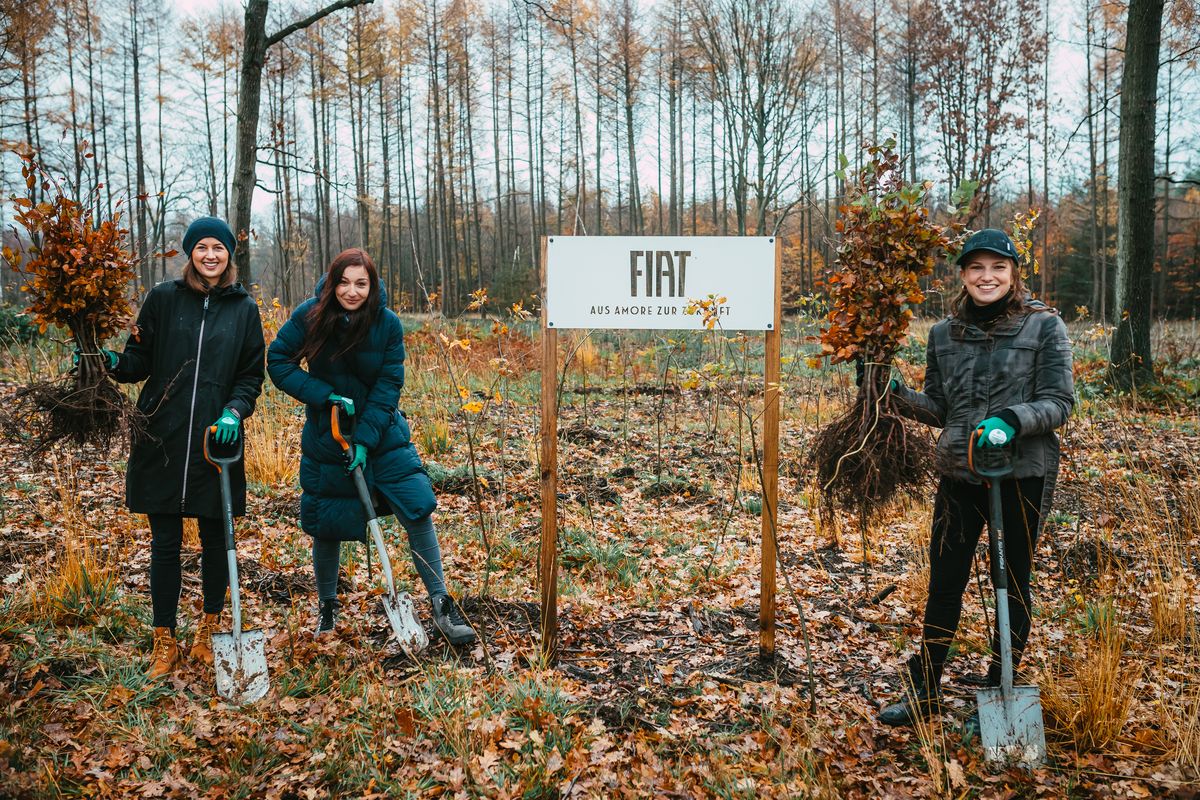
top-left (64, 0), bottom-right (84, 196)
top-left (131, 0), bottom-right (150, 286)
top-left (308, 34), bottom-right (325, 272)
top-left (83, 0), bottom-right (105, 215)
top-left (1086, 0), bottom-right (1100, 318)
top-left (155, 16), bottom-right (167, 281)
top-left (1100, 16), bottom-right (1110, 322)
top-left (1155, 59), bottom-right (1172, 317)
top-left (231, 0), bottom-right (375, 288)
top-left (1110, 0), bottom-right (1164, 389)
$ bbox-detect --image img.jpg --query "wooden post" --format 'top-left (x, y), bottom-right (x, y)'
top-left (759, 237), bottom-right (782, 660)
top-left (539, 236), bottom-right (559, 661)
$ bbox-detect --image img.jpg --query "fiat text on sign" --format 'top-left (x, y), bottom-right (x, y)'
top-left (545, 236), bottom-right (777, 330)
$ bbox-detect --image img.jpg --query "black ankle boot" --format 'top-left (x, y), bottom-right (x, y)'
top-left (878, 655), bottom-right (942, 727)
top-left (316, 598), bottom-right (338, 635)
top-left (879, 685), bottom-right (942, 726)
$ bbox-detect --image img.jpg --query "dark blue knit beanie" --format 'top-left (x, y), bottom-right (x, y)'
top-left (182, 216), bottom-right (237, 260)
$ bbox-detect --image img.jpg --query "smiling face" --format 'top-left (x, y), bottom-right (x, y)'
top-left (335, 264), bottom-right (371, 311)
top-left (960, 252), bottom-right (1015, 306)
top-left (191, 238), bottom-right (230, 286)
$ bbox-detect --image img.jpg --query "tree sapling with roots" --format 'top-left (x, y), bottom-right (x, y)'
top-left (809, 142), bottom-right (972, 519)
top-left (2, 152), bottom-right (144, 452)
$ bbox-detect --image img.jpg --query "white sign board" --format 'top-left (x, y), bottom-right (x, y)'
top-left (545, 236), bottom-right (777, 330)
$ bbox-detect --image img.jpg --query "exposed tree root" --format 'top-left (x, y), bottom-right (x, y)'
top-left (808, 376), bottom-right (934, 516)
top-left (3, 366), bottom-right (142, 454)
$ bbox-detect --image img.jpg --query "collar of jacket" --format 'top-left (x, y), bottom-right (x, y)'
top-left (172, 278), bottom-right (250, 299)
top-left (948, 297), bottom-right (1048, 341)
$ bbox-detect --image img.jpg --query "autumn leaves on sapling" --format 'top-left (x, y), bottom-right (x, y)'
top-left (2, 152), bottom-right (141, 451)
top-left (810, 142), bottom-right (971, 513)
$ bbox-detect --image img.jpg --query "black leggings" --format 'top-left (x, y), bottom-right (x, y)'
top-left (916, 476), bottom-right (1044, 687)
top-left (148, 514), bottom-right (229, 629)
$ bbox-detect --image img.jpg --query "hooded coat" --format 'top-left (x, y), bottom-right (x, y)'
top-left (892, 299), bottom-right (1075, 518)
top-left (112, 279), bottom-right (265, 518)
top-left (265, 279), bottom-right (436, 542)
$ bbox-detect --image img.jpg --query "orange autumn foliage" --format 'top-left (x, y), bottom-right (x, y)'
top-left (2, 152), bottom-right (136, 349)
top-left (819, 142), bottom-right (970, 367)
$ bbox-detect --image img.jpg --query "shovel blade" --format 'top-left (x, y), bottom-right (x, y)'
top-left (381, 592), bottom-right (428, 655)
top-left (212, 629), bottom-right (269, 705)
top-left (976, 685), bottom-right (1047, 768)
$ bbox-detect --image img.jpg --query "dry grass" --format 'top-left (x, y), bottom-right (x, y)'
top-left (30, 530), bottom-right (117, 625)
top-left (1042, 599), bottom-right (1138, 753)
top-left (1164, 683), bottom-right (1200, 778)
top-left (245, 387), bottom-right (301, 487)
top-left (415, 411), bottom-right (452, 456)
top-left (27, 454), bottom-right (118, 624)
top-left (1150, 571), bottom-right (1195, 643)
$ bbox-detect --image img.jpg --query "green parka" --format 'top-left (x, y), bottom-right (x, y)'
top-left (893, 300), bottom-right (1075, 515)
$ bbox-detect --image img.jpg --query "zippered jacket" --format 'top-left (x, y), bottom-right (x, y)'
top-left (112, 279), bottom-right (265, 518)
top-left (266, 280), bottom-right (436, 542)
top-left (892, 300), bottom-right (1074, 516)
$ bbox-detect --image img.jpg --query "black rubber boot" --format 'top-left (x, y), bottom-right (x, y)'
top-left (878, 654), bottom-right (942, 727)
top-left (431, 593), bottom-right (476, 646)
top-left (316, 598), bottom-right (338, 636)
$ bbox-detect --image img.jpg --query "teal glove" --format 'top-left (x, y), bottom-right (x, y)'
top-left (975, 417), bottom-right (1016, 448)
top-left (329, 393), bottom-right (355, 416)
top-left (346, 444), bottom-right (367, 473)
top-left (72, 347), bottom-right (118, 370)
top-left (211, 408), bottom-right (241, 444)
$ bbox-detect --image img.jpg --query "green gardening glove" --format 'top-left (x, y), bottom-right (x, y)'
top-left (346, 444), bottom-right (367, 473)
top-left (329, 393), bottom-right (355, 416)
top-left (211, 408), bottom-right (241, 444)
top-left (975, 417), bottom-right (1016, 448)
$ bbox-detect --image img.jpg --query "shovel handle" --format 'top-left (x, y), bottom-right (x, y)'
top-left (974, 428), bottom-right (1017, 702)
top-left (203, 424), bottom-right (244, 471)
top-left (967, 427), bottom-right (1015, 481)
top-left (330, 403), bottom-right (354, 456)
top-left (332, 405), bottom-right (378, 579)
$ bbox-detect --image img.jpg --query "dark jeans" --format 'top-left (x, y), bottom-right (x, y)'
top-left (312, 506), bottom-right (447, 602)
top-left (148, 514), bottom-right (228, 629)
top-left (915, 475), bottom-right (1044, 688)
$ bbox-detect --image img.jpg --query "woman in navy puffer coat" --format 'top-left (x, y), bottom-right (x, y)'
top-left (267, 248), bottom-right (475, 645)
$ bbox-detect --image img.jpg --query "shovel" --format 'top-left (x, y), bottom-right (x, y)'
top-left (968, 430), bottom-right (1047, 768)
top-left (330, 405), bottom-right (428, 655)
top-left (203, 426), bottom-right (269, 705)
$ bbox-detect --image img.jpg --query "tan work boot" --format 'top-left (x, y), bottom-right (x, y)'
top-left (189, 613), bottom-right (221, 666)
top-left (145, 627), bottom-right (181, 680)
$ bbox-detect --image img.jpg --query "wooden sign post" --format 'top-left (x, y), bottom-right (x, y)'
top-left (539, 235), bottom-right (782, 661)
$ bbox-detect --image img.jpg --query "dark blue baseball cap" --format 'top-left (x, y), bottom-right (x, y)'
top-left (956, 228), bottom-right (1018, 265)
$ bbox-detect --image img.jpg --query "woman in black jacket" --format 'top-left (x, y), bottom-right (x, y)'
top-left (877, 229), bottom-right (1074, 734)
top-left (105, 217), bottom-right (265, 679)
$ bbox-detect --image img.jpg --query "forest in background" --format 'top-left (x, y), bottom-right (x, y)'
top-left (1, 0), bottom-right (1199, 317)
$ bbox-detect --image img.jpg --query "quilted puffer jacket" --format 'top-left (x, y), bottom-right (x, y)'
top-left (893, 299), bottom-right (1075, 514)
top-left (266, 279), bottom-right (435, 541)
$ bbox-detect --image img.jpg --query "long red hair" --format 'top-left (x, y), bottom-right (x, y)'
top-left (295, 248), bottom-right (381, 363)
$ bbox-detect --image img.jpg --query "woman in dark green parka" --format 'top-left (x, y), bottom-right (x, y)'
top-left (106, 216), bottom-right (265, 679)
top-left (875, 228), bottom-right (1074, 735)
top-left (267, 248), bottom-right (475, 645)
